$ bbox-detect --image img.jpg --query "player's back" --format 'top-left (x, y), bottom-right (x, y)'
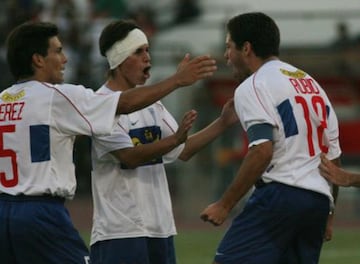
top-left (0, 81), bottom-right (75, 197)
top-left (0, 80), bottom-right (121, 198)
top-left (235, 60), bottom-right (341, 199)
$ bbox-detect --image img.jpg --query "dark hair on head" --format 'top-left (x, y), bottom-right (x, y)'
top-left (227, 12), bottom-right (280, 58)
top-left (99, 19), bottom-right (140, 57)
top-left (6, 21), bottom-right (59, 81)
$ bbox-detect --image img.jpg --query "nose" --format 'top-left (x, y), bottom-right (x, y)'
top-left (62, 53), bottom-right (68, 64)
top-left (224, 50), bottom-right (228, 60)
top-left (144, 51), bottom-right (151, 62)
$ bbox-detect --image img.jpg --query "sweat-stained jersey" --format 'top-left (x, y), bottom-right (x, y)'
top-left (0, 80), bottom-right (120, 199)
top-left (90, 85), bottom-right (184, 246)
top-left (234, 60), bottom-right (341, 203)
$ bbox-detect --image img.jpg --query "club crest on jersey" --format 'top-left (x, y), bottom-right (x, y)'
top-left (120, 126), bottom-right (162, 169)
top-left (1, 90), bottom-right (25, 102)
top-left (280, 69), bottom-right (306, 79)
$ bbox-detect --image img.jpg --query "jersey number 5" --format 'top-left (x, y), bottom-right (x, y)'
top-left (295, 95), bottom-right (329, 157)
top-left (0, 125), bottom-right (18, 187)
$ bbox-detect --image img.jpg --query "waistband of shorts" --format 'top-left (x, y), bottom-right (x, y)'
top-left (0, 193), bottom-right (65, 203)
top-left (255, 178), bottom-right (269, 188)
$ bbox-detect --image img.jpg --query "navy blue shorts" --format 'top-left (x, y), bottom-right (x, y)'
top-left (214, 182), bottom-right (330, 264)
top-left (90, 236), bottom-right (176, 264)
top-left (0, 194), bottom-right (90, 264)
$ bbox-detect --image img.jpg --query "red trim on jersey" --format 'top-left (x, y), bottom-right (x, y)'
top-left (251, 73), bottom-right (271, 115)
top-left (162, 118), bottom-right (176, 133)
top-left (251, 72), bottom-right (279, 127)
top-left (41, 82), bottom-right (94, 134)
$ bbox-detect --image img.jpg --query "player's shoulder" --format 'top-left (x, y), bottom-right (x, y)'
top-left (53, 83), bottom-right (98, 98)
top-left (55, 82), bottom-right (86, 91)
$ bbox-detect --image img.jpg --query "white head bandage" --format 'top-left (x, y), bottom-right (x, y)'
top-left (106, 28), bottom-right (148, 69)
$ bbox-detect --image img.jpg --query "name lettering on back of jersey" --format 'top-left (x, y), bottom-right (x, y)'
top-left (0, 102), bottom-right (25, 121)
top-left (289, 78), bottom-right (320, 95)
top-left (280, 68), bottom-right (320, 95)
top-left (0, 90), bottom-right (26, 122)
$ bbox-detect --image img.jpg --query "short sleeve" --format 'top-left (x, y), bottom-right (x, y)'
top-left (52, 84), bottom-right (120, 136)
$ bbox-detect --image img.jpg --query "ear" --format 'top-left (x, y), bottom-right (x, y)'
top-left (242, 41), bottom-right (252, 53)
top-left (32, 53), bottom-right (45, 68)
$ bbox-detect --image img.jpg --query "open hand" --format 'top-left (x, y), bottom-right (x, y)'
top-left (175, 54), bottom-right (217, 87)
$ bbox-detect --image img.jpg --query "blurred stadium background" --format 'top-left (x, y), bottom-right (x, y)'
top-left (1, 0), bottom-right (360, 262)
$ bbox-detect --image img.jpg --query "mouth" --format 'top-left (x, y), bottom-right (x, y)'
top-left (143, 66), bottom-right (151, 78)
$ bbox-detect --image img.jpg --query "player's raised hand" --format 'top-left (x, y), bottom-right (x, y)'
top-left (175, 110), bottom-right (197, 145)
top-left (175, 53), bottom-right (217, 87)
top-left (219, 98), bottom-right (239, 127)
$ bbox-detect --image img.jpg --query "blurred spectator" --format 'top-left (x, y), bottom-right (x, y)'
top-left (173, 0), bottom-right (201, 25)
top-left (127, 6), bottom-right (158, 42)
top-left (0, 0), bottom-right (43, 90)
top-left (92, 0), bottom-right (128, 19)
top-left (331, 22), bottom-right (354, 51)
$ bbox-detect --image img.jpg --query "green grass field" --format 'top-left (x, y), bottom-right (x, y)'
top-left (82, 227), bottom-right (360, 263)
top-left (175, 227), bottom-right (360, 264)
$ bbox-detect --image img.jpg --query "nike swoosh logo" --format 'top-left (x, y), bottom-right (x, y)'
top-left (130, 120), bottom-right (139, 126)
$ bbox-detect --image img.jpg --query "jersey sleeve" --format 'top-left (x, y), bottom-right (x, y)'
top-left (234, 78), bottom-right (277, 146)
top-left (92, 118), bottom-right (133, 161)
top-left (52, 84), bottom-right (120, 136)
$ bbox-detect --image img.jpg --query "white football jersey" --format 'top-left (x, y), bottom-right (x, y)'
top-left (234, 60), bottom-right (341, 202)
top-left (0, 81), bottom-right (120, 198)
top-left (90, 85), bottom-right (184, 245)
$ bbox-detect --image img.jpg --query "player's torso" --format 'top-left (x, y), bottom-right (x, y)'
top-left (239, 61), bottom-right (337, 196)
top-left (91, 103), bottom-right (176, 242)
top-left (0, 82), bottom-right (75, 196)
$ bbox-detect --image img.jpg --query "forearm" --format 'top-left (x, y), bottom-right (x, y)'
top-left (111, 134), bottom-right (180, 168)
top-left (179, 118), bottom-right (227, 161)
top-left (348, 172), bottom-right (360, 187)
top-left (219, 142), bottom-right (272, 211)
top-left (331, 157), bottom-right (341, 203)
top-left (116, 76), bottom-right (179, 114)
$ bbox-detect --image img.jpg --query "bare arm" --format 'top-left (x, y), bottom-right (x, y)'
top-left (179, 99), bottom-right (239, 161)
top-left (319, 153), bottom-right (360, 187)
top-left (116, 54), bottom-right (217, 114)
top-left (200, 141), bottom-right (273, 226)
top-left (111, 110), bottom-right (197, 169)
top-left (321, 155), bottom-right (340, 242)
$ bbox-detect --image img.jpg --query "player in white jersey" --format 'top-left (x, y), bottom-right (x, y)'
top-left (200, 12), bottom-right (341, 264)
top-left (0, 21), bottom-right (217, 264)
top-left (90, 20), bottom-right (238, 264)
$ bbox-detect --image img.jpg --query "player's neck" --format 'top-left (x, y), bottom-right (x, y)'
top-left (106, 78), bottom-right (132, 92)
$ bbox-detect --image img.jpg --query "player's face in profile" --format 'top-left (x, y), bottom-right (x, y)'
top-left (118, 44), bottom-right (151, 89)
top-left (224, 33), bottom-right (250, 83)
top-left (42, 36), bottom-right (67, 84)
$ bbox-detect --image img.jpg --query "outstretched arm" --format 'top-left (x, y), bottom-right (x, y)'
top-left (116, 54), bottom-right (217, 114)
top-left (179, 98), bottom-right (239, 161)
top-left (111, 110), bottom-right (197, 169)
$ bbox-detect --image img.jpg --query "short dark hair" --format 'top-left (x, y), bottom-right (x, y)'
top-left (6, 21), bottom-right (59, 81)
top-left (99, 19), bottom-right (139, 57)
top-left (227, 12), bottom-right (280, 58)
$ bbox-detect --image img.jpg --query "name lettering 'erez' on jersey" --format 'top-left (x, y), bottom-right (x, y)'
top-left (234, 60), bottom-right (341, 202)
top-left (0, 81), bottom-right (120, 198)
